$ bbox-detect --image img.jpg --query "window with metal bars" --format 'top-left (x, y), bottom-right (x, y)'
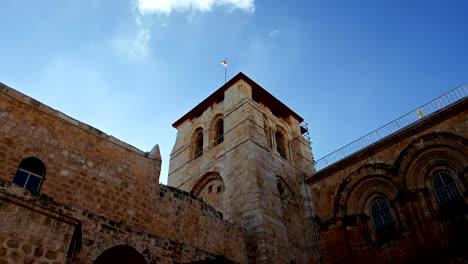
top-left (371, 198), bottom-right (397, 242)
top-left (433, 171), bottom-right (465, 220)
top-left (433, 171), bottom-right (462, 205)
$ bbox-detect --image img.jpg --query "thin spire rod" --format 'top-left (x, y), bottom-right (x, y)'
top-left (221, 58), bottom-right (228, 83)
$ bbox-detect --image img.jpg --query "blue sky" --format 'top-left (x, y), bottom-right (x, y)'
top-left (1, 0), bottom-right (467, 184)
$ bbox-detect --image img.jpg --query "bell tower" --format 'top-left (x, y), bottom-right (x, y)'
top-left (168, 72), bottom-right (317, 263)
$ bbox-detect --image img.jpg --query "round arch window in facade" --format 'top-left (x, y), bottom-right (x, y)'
top-left (433, 171), bottom-right (463, 205)
top-left (13, 157), bottom-right (46, 191)
top-left (371, 198), bottom-right (397, 242)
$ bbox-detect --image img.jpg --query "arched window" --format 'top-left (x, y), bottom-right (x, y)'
top-left (194, 128), bottom-right (203, 158)
top-left (371, 199), bottom-right (397, 242)
top-left (433, 171), bottom-right (462, 205)
top-left (214, 119), bottom-right (224, 145)
top-left (275, 131), bottom-right (287, 159)
top-left (13, 157), bottom-right (46, 191)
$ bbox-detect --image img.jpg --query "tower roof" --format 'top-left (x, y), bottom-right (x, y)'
top-left (172, 72), bottom-right (303, 128)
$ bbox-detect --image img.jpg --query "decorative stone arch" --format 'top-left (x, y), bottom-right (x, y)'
top-left (274, 126), bottom-right (289, 160)
top-left (192, 127), bottom-right (204, 159)
top-left (276, 175), bottom-right (299, 208)
top-left (210, 114), bottom-right (224, 146)
top-left (276, 175), bottom-right (304, 262)
top-left (337, 175), bottom-right (401, 244)
top-left (191, 171), bottom-right (225, 211)
top-left (94, 245), bottom-right (147, 264)
top-left (333, 163), bottom-right (397, 218)
top-left (394, 133), bottom-right (468, 221)
top-left (91, 235), bottom-right (154, 264)
top-left (395, 132), bottom-right (468, 192)
top-left (344, 176), bottom-right (400, 217)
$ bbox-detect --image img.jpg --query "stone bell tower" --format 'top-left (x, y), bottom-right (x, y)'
top-left (168, 72), bottom-right (317, 263)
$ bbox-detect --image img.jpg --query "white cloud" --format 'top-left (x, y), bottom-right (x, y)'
top-left (112, 24), bottom-right (151, 63)
top-left (135, 0), bottom-right (255, 15)
top-left (268, 29), bottom-right (280, 38)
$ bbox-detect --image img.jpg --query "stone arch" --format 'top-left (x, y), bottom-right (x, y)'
top-left (333, 163), bottom-right (397, 218)
top-left (210, 114), bottom-right (224, 146)
top-left (94, 245), bottom-right (147, 264)
top-left (395, 132), bottom-right (468, 191)
top-left (276, 175), bottom-right (304, 262)
top-left (345, 177), bottom-right (400, 217)
top-left (339, 177), bottom-right (400, 244)
top-left (191, 172), bottom-right (225, 211)
top-left (276, 176), bottom-right (299, 208)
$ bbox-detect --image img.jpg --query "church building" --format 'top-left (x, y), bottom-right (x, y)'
top-left (0, 73), bottom-right (466, 263)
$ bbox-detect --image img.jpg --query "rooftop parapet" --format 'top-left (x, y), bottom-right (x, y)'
top-left (314, 84), bottom-right (468, 172)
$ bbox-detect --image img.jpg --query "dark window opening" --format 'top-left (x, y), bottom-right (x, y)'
top-left (217, 186), bottom-right (222, 193)
top-left (434, 171), bottom-right (463, 205)
top-left (194, 128), bottom-right (203, 158)
top-left (275, 131), bottom-right (287, 159)
top-left (214, 119), bottom-right (224, 145)
top-left (433, 171), bottom-right (465, 219)
top-left (13, 157), bottom-right (45, 192)
top-left (215, 94), bottom-right (224, 104)
top-left (208, 185), bottom-right (212, 194)
top-left (371, 199), bottom-right (397, 243)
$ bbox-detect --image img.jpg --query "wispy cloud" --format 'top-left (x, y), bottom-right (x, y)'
top-left (112, 0), bottom-right (254, 62)
top-left (112, 19), bottom-right (151, 63)
top-left (135, 0), bottom-right (255, 15)
top-left (268, 29), bottom-right (280, 38)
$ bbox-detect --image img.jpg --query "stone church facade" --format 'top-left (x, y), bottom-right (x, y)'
top-left (0, 73), bottom-right (466, 263)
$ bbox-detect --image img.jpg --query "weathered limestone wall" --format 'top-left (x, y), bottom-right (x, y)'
top-left (308, 98), bottom-right (468, 263)
top-left (153, 185), bottom-right (246, 263)
top-left (169, 79), bottom-right (316, 263)
top-left (0, 182), bottom-right (246, 263)
top-left (0, 82), bottom-right (246, 263)
top-left (0, 187), bottom-right (77, 264)
top-left (0, 82), bottom-right (161, 230)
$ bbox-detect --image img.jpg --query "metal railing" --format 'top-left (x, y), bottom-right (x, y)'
top-left (314, 84), bottom-right (468, 172)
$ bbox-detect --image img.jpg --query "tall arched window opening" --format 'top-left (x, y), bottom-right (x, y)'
top-left (13, 157), bottom-right (46, 191)
top-left (433, 171), bottom-right (463, 205)
top-left (214, 119), bottom-right (224, 145)
top-left (194, 128), bottom-right (204, 158)
top-left (275, 131), bottom-right (287, 159)
top-left (371, 198), bottom-right (397, 242)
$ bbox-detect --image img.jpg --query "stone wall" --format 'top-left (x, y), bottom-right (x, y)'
top-left (0, 83), bottom-right (246, 263)
top-left (0, 180), bottom-right (246, 263)
top-left (0, 82), bottom-right (161, 230)
top-left (308, 98), bottom-right (468, 263)
top-left (169, 78), bottom-right (317, 264)
top-left (0, 187), bottom-right (77, 264)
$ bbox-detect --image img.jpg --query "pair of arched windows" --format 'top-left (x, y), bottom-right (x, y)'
top-left (370, 171), bottom-right (463, 242)
top-left (12, 157), bottom-right (45, 192)
top-left (193, 118), bottom-right (224, 159)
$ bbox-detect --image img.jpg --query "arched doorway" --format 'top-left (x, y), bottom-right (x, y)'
top-left (94, 245), bottom-right (147, 264)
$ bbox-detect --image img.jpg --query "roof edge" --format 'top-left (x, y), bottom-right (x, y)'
top-left (172, 72), bottom-right (303, 128)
